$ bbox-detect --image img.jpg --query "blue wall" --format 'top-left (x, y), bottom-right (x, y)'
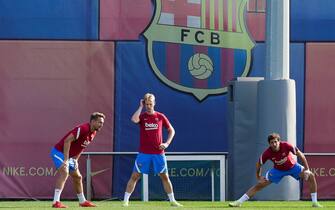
top-left (114, 38), bottom-right (229, 153)
top-left (0, 0), bottom-right (98, 39)
top-left (291, 0), bottom-right (335, 41)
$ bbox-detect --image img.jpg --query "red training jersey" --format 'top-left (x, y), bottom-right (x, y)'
top-left (259, 141), bottom-right (297, 171)
top-left (54, 123), bottom-right (96, 158)
top-left (138, 111), bottom-right (171, 154)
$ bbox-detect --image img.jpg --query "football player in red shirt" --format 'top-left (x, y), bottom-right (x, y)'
top-left (122, 93), bottom-right (182, 207)
top-left (50, 112), bottom-right (105, 208)
top-left (229, 133), bottom-right (322, 208)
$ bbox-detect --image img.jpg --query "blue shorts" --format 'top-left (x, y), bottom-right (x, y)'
top-left (266, 163), bottom-right (304, 184)
top-left (50, 147), bottom-right (77, 172)
top-left (133, 153), bottom-right (168, 174)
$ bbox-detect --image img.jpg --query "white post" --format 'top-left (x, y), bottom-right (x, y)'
top-left (211, 167), bottom-right (214, 202)
top-left (142, 174), bottom-right (149, 201)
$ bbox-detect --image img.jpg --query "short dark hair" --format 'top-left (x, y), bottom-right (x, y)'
top-left (267, 133), bottom-right (280, 143)
top-left (90, 112), bottom-right (106, 121)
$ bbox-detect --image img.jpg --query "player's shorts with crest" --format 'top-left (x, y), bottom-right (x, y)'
top-left (50, 147), bottom-right (78, 172)
top-left (133, 153), bottom-right (168, 174)
top-left (265, 163), bottom-right (304, 184)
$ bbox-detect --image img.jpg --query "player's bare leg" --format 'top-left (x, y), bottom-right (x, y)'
top-left (70, 170), bottom-right (96, 207)
top-left (245, 180), bottom-right (271, 198)
top-left (159, 173), bottom-right (173, 194)
top-left (300, 170), bottom-right (322, 207)
top-left (123, 172), bottom-right (141, 206)
top-left (53, 166), bottom-right (69, 208)
top-left (159, 173), bottom-right (183, 207)
top-left (70, 169), bottom-right (84, 195)
top-left (229, 180), bottom-right (271, 207)
top-left (125, 172), bottom-right (141, 194)
top-left (55, 167), bottom-right (69, 190)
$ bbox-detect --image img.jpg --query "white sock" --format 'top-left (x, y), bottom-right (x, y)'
top-left (168, 193), bottom-right (176, 202)
top-left (237, 194), bottom-right (250, 203)
top-left (77, 192), bottom-right (86, 203)
top-left (124, 192), bottom-right (131, 202)
top-left (53, 189), bottom-right (62, 203)
top-left (311, 192), bottom-right (317, 203)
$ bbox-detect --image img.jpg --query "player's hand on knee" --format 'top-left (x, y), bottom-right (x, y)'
top-left (257, 176), bottom-right (267, 184)
top-left (74, 159), bottom-right (78, 170)
top-left (69, 158), bottom-right (78, 170)
top-left (60, 160), bottom-right (69, 173)
top-left (302, 169), bottom-right (312, 181)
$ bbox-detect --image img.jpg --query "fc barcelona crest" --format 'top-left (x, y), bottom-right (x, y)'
top-left (144, 0), bottom-right (255, 101)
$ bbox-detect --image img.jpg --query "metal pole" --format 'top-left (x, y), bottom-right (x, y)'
top-left (220, 156), bottom-right (225, 201)
top-left (265, 0), bottom-right (290, 80)
top-left (86, 154), bottom-right (92, 201)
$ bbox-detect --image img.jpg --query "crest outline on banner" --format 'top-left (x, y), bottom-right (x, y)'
top-left (144, 0), bottom-right (255, 101)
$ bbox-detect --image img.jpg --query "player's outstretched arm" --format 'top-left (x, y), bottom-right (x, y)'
top-left (296, 148), bottom-right (310, 171)
top-left (63, 134), bottom-right (75, 162)
top-left (255, 162), bottom-right (265, 182)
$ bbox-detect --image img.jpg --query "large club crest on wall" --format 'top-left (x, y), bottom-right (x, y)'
top-left (144, 0), bottom-right (255, 101)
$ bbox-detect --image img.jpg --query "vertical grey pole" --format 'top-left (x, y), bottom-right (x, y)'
top-left (256, 0), bottom-right (299, 200)
top-left (220, 156), bottom-right (225, 201)
top-left (265, 0), bottom-right (290, 79)
top-left (86, 155), bottom-right (92, 201)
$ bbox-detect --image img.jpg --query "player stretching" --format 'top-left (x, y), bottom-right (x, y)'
top-left (229, 133), bottom-right (322, 208)
top-left (122, 93), bottom-right (182, 207)
top-left (50, 112), bottom-right (105, 208)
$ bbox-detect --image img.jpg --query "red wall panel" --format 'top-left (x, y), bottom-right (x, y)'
top-left (305, 43), bottom-right (335, 152)
top-left (303, 43), bottom-right (335, 199)
top-left (246, 12), bottom-right (265, 41)
top-left (100, 0), bottom-right (153, 40)
top-left (0, 41), bottom-right (115, 198)
top-left (302, 156), bottom-right (335, 199)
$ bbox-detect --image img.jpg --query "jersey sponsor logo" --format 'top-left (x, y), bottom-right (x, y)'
top-left (144, 0), bottom-right (255, 101)
top-left (274, 157), bottom-right (288, 165)
top-left (145, 122), bottom-right (159, 130)
top-left (81, 140), bottom-right (90, 148)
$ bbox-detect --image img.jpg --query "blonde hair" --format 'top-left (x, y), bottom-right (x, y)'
top-left (143, 93), bottom-right (155, 102)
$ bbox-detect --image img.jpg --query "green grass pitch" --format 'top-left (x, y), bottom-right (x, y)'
top-left (1, 201), bottom-right (335, 210)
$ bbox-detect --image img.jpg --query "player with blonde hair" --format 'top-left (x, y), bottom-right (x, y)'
top-left (122, 93), bottom-right (182, 207)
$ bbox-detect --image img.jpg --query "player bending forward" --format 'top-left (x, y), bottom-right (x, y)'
top-left (50, 112), bottom-right (105, 208)
top-left (229, 133), bottom-right (322, 208)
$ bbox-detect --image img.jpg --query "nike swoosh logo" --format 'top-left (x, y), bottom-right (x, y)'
top-left (91, 168), bottom-right (110, 177)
